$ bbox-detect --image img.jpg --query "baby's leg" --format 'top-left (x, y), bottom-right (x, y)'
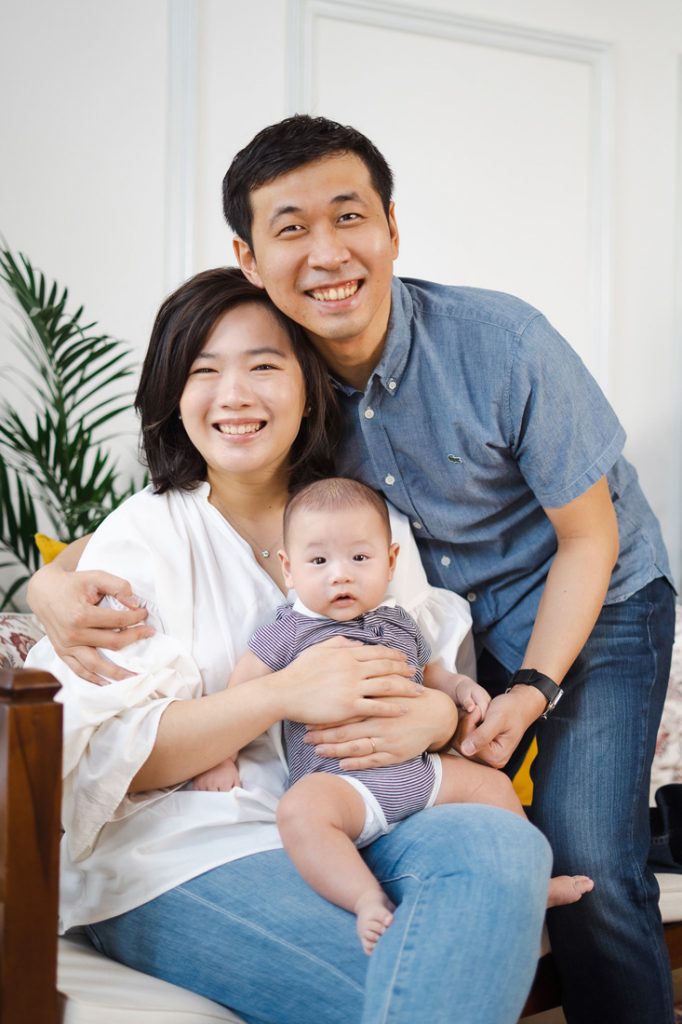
top-left (435, 755), bottom-right (594, 908)
top-left (277, 774), bottom-right (394, 955)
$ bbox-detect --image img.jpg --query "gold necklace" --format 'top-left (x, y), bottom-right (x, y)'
top-left (213, 500), bottom-right (284, 560)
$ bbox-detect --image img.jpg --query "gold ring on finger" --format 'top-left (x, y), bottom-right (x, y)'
top-left (369, 737), bottom-right (376, 754)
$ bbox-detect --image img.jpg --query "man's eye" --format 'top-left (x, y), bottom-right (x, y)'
top-left (311, 557), bottom-right (326, 565)
top-left (339, 213), bottom-right (361, 224)
top-left (278, 224), bottom-right (304, 235)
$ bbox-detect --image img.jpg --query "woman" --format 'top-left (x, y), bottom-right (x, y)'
top-left (26, 268), bottom-right (551, 1024)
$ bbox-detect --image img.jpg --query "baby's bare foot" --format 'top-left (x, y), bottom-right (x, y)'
top-left (547, 874), bottom-right (594, 908)
top-left (355, 889), bottom-right (395, 955)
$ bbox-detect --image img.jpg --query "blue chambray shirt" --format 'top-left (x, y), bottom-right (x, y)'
top-left (334, 277), bottom-right (673, 670)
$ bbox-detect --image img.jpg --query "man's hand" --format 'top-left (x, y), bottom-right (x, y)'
top-left (28, 564), bottom-right (152, 684)
top-left (456, 686), bottom-right (543, 768)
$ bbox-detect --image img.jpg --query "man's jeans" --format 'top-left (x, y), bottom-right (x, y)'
top-left (86, 805), bottom-right (551, 1024)
top-left (480, 576), bottom-right (676, 1024)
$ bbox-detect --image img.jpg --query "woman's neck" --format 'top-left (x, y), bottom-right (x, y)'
top-left (206, 471), bottom-right (288, 524)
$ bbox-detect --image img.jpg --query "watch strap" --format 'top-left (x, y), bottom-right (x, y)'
top-left (508, 669), bottom-right (563, 717)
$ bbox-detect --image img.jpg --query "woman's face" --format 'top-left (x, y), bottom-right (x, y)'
top-left (179, 303), bottom-right (307, 487)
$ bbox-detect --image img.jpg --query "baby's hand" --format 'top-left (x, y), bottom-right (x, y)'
top-left (452, 676), bottom-right (491, 719)
top-left (193, 756), bottom-right (240, 792)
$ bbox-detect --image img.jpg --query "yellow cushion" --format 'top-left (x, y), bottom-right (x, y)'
top-left (512, 737), bottom-right (538, 807)
top-left (35, 533), bottom-right (68, 563)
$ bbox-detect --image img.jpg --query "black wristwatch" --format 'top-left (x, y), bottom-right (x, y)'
top-left (507, 669), bottom-right (563, 719)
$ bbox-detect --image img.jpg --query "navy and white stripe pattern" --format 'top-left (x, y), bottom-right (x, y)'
top-left (249, 604), bottom-right (437, 824)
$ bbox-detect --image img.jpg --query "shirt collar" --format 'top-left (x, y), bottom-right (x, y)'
top-left (330, 277), bottom-right (414, 397)
top-left (291, 595), bottom-right (397, 619)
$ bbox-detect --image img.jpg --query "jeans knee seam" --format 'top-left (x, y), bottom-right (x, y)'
top-left (175, 885), bottom-right (365, 995)
top-left (374, 879), bottom-right (425, 1024)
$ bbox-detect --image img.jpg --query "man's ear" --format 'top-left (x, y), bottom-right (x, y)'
top-left (278, 549), bottom-right (295, 589)
top-left (233, 237), bottom-right (265, 289)
top-left (387, 202), bottom-right (400, 261)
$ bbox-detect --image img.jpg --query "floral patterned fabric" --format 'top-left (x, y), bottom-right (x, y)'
top-left (0, 613), bottom-right (45, 669)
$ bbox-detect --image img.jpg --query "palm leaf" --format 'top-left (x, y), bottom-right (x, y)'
top-left (0, 242), bottom-right (144, 604)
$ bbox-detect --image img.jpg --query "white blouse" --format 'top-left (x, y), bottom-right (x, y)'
top-left (25, 483), bottom-right (472, 931)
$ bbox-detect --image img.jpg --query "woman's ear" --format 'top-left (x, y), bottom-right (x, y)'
top-left (233, 238), bottom-right (265, 289)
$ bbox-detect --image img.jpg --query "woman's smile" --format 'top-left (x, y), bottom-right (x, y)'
top-left (179, 303), bottom-right (307, 483)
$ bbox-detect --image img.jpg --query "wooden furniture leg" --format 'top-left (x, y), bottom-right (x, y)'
top-left (0, 668), bottom-right (62, 1024)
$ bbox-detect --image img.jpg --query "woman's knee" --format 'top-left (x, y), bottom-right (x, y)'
top-left (367, 804), bottom-right (552, 889)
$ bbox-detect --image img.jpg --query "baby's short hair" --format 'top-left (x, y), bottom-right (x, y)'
top-left (283, 477), bottom-right (391, 545)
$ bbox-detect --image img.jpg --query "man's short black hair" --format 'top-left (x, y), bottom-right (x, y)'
top-left (223, 115), bottom-right (394, 250)
top-left (135, 267), bottom-right (340, 493)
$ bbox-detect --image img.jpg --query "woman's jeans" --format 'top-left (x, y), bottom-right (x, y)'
top-left (86, 805), bottom-right (551, 1024)
top-left (480, 576), bottom-right (676, 1024)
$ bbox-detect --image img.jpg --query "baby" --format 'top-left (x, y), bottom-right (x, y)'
top-left (195, 478), bottom-right (593, 953)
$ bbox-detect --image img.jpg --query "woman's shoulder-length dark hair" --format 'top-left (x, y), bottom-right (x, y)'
top-left (135, 267), bottom-right (339, 493)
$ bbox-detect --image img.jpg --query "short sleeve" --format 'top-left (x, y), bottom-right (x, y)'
top-left (508, 314), bottom-right (625, 508)
top-left (248, 608), bottom-right (297, 671)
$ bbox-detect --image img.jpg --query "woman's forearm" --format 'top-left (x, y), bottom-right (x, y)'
top-left (131, 640), bottom-right (422, 791)
top-left (130, 676), bottom-right (277, 792)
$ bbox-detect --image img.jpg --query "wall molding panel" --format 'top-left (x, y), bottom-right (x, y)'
top-left (287, 0), bottom-right (614, 392)
top-left (165, 0), bottom-right (198, 291)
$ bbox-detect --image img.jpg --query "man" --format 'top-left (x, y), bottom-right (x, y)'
top-left (223, 116), bottom-right (675, 1024)
top-left (32, 116), bottom-right (674, 1023)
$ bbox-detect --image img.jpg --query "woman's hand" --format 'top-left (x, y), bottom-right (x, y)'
top-left (274, 637), bottom-right (423, 726)
top-left (27, 561), bottom-right (153, 684)
top-left (303, 686), bottom-right (458, 769)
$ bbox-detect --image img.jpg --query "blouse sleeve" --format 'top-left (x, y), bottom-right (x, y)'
top-left (385, 506), bottom-right (476, 677)
top-left (24, 490), bottom-right (205, 862)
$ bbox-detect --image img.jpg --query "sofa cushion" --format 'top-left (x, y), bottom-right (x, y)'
top-left (59, 934), bottom-right (245, 1023)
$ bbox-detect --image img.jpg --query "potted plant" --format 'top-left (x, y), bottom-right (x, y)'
top-left (0, 245), bottom-right (144, 608)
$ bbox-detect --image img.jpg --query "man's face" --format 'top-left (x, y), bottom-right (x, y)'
top-left (234, 153), bottom-right (399, 377)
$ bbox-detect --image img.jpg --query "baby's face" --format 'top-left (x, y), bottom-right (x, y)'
top-left (280, 505), bottom-right (399, 621)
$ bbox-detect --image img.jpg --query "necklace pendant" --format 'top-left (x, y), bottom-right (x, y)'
top-left (261, 549), bottom-right (270, 559)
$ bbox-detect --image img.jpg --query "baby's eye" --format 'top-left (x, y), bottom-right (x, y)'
top-left (311, 556), bottom-right (326, 565)
top-left (353, 554), bottom-right (368, 562)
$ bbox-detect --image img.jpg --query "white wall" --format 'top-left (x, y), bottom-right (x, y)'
top-left (1, 0), bottom-right (681, 585)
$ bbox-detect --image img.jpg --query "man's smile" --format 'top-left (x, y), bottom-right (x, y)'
top-left (307, 280), bottom-right (361, 303)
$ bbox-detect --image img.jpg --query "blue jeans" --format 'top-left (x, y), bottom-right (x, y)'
top-left (85, 805), bottom-right (551, 1024)
top-left (480, 576), bottom-right (676, 1024)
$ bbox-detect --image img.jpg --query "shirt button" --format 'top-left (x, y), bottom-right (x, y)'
top-left (441, 556), bottom-right (451, 567)
top-left (412, 521), bottom-right (422, 530)
top-left (384, 474), bottom-right (395, 486)
top-left (364, 408), bottom-right (375, 419)
top-left (466, 592), bottom-right (477, 602)
top-left (388, 379), bottom-right (397, 390)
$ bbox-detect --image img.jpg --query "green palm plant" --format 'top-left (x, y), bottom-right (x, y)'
top-left (0, 244), bottom-right (144, 608)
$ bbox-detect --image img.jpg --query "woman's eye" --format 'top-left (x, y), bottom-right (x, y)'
top-left (188, 366), bottom-right (216, 376)
top-left (253, 363), bottom-right (276, 372)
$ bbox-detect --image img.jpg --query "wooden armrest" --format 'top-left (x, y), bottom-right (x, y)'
top-left (0, 667), bottom-right (62, 1024)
